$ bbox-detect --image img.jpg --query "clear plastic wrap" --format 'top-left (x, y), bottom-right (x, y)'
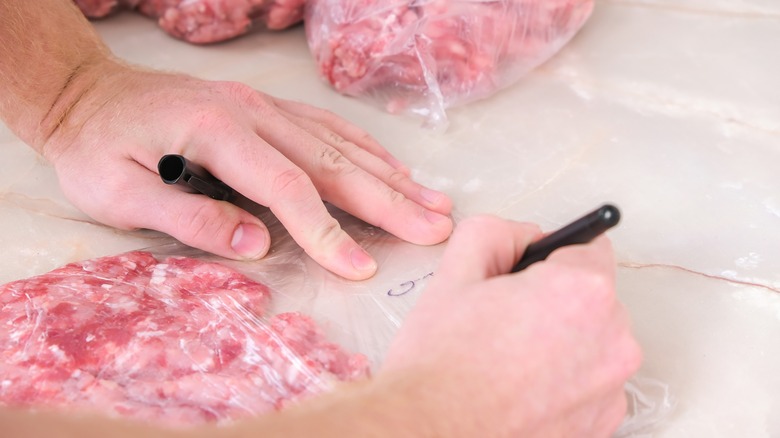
top-left (1, 206), bottom-right (673, 433)
top-left (74, 0), bottom-right (305, 43)
top-left (0, 206), bottom-right (438, 427)
top-left (305, 0), bottom-right (595, 126)
top-left (0, 249), bottom-right (368, 427)
top-left (618, 375), bottom-right (676, 437)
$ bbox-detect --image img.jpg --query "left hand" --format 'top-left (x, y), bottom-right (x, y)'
top-left (43, 61), bottom-right (453, 280)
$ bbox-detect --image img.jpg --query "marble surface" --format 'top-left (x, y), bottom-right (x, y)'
top-left (2, 1), bottom-right (779, 436)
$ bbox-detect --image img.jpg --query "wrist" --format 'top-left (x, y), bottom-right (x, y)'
top-left (35, 57), bottom-right (128, 161)
top-left (0, 0), bottom-right (118, 158)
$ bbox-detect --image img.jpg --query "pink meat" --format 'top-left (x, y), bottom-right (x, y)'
top-left (74, 0), bottom-right (122, 18)
top-left (305, 0), bottom-right (594, 115)
top-left (0, 251), bottom-right (369, 426)
top-left (124, 0), bottom-right (261, 43)
top-left (73, 0), bottom-right (305, 43)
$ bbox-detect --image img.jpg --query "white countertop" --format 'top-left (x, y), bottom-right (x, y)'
top-left (2, 1), bottom-right (778, 436)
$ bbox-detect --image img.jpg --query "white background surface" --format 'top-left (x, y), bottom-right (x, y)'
top-left (1, 1), bottom-right (778, 436)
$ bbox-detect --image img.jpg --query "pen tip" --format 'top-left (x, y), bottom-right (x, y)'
top-left (599, 204), bottom-right (621, 227)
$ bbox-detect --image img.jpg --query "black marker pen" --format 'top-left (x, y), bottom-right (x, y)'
top-left (511, 204), bottom-right (621, 272)
top-left (158, 154), bottom-right (234, 202)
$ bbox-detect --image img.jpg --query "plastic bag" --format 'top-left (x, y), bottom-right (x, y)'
top-left (74, 0), bottom-right (305, 43)
top-left (0, 205), bottom-right (436, 427)
top-left (0, 249), bottom-right (368, 427)
top-left (305, 0), bottom-right (594, 126)
top-left (617, 375), bottom-right (676, 437)
top-left (1, 205), bottom-right (674, 432)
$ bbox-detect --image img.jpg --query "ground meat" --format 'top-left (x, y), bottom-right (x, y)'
top-left (140, 0), bottom-right (267, 43)
top-left (74, 0), bottom-right (122, 18)
top-left (0, 251), bottom-right (369, 426)
top-left (73, 0), bottom-right (305, 43)
top-left (305, 0), bottom-right (594, 118)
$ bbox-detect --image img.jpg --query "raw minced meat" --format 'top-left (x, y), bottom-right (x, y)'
top-left (74, 0), bottom-right (305, 43)
top-left (305, 0), bottom-right (594, 120)
top-left (0, 251), bottom-right (369, 426)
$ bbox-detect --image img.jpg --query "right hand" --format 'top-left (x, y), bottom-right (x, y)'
top-left (381, 215), bottom-right (642, 437)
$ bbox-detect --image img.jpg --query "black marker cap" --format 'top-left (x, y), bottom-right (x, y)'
top-left (158, 154), bottom-right (234, 201)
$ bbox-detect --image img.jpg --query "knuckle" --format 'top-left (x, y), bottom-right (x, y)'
top-left (382, 185), bottom-right (407, 205)
top-left (175, 202), bottom-right (230, 243)
top-left (317, 108), bottom-right (339, 124)
top-left (190, 106), bottom-right (233, 133)
top-left (540, 265), bottom-right (614, 314)
top-left (220, 81), bottom-right (268, 110)
top-left (318, 146), bottom-right (356, 177)
top-left (573, 268), bottom-right (614, 302)
top-left (271, 167), bottom-right (311, 198)
top-left (309, 216), bottom-right (345, 250)
top-left (222, 81), bottom-right (256, 100)
top-left (358, 131), bottom-right (376, 146)
top-left (386, 169), bottom-right (408, 186)
top-left (325, 129), bottom-right (346, 146)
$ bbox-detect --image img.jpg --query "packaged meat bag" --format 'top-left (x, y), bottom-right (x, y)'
top-left (0, 206), bottom-right (673, 432)
top-left (75, 0), bottom-right (306, 43)
top-left (0, 249), bottom-right (370, 427)
top-left (0, 204), bottom-right (441, 427)
top-left (305, 0), bottom-right (595, 126)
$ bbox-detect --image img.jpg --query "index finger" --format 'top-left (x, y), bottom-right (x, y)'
top-left (435, 215), bottom-right (542, 284)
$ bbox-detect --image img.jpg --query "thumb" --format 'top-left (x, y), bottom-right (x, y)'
top-left (152, 192), bottom-right (270, 260)
top-left (100, 163), bottom-right (271, 260)
top-left (436, 215), bottom-right (542, 284)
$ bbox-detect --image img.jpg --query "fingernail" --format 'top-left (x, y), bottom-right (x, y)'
top-left (231, 223), bottom-right (267, 259)
top-left (350, 247), bottom-right (377, 273)
top-left (423, 209), bottom-right (450, 224)
top-left (420, 187), bottom-right (445, 206)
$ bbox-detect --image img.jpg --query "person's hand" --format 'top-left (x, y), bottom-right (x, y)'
top-left (42, 60), bottom-right (453, 280)
top-left (381, 215), bottom-right (642, 437)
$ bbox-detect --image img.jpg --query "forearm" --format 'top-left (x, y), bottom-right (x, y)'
top-left (224, 373), bottom-right (444, 438)
top-left (0, 407), bottom-right (186, 438)
top-left (0, 0), bottom-right (115, 154)
top-left (0, 372), bottom-right (448, 438)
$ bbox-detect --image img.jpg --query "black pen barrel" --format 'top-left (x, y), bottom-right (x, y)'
top-left (511, 205), bottom-right (620, 273)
